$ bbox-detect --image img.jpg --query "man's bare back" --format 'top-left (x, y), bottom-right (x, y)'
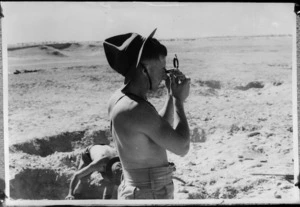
top-left (108, 89), bottom-right (169, 170)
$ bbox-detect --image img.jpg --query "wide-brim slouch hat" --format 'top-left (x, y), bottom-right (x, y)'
top-left (103, 29), bottom-right (157, 77)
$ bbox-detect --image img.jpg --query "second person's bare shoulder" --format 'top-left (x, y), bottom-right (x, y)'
top-left (90, 145), bottom-right (117, 159)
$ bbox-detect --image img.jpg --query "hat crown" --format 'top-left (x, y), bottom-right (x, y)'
top-left (103, 33), bottom-right (144, 76)
top-left (103, 29), bottom-right (157, 77)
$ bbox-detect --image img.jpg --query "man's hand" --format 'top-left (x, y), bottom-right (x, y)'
top-left (165, 75), bottom-right (171, 95)
top-left (168, 69), bottom-right (186, 83)
top-left (65, 194), bottom-right (75, 200)
top-left (170, 73), bottom-right (190, 102)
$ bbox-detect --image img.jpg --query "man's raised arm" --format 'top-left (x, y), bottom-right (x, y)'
top-left (159, 77), bottom-right (174, 126)
top-left (124, 74), bottom-right (191, 156)
top-left (172, 76), bottom-right (190, 141)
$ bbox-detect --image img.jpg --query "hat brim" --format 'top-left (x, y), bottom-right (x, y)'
top-left (135, 28), bottom-right (157, 68)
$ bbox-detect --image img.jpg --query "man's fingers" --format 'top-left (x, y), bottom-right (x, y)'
top-left (172, 69), bottom-right (184, 76)
top-left (175, 75), bottom-right (180, 84)
top-left (170, 72), bottom-right (191, 87)
top-left (170, 73), bottom-right (176, 85)
top-left (165, 75), bottom-right (170, 85)
top-left (181, 77), bottom-right (190, 84)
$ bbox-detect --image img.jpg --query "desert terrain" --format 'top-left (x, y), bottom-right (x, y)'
top-left (6, 35), bottom-right (296, 200)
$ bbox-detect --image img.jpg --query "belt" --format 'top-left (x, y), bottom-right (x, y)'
top-left (122, 162), bottom-right (176, 189)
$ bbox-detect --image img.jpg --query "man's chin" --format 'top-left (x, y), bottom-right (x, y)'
top-left (153, 84), bottom-right (163, 91)
top-left (147, 86), bottom-right (159, 94)
top-left (148, 88), bottom-right (157, 93)
top-left (147, 81), bottom-right (164, 93)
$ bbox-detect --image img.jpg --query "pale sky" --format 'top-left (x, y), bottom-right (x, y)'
top-left (2, 2), bottom-right (295, 45)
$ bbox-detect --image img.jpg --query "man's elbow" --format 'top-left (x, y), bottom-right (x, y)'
top-left (180, 143), bottom-right (190, 157)
top-left (175, 140), bottom-right (190, 157)
top-left (179, 132), bottom-right (190, 156)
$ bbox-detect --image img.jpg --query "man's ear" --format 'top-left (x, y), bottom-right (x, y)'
top-left (139, 63), bottom-right (148, 74)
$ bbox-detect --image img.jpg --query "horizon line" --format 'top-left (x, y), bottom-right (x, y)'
top-left (7, 33), bottom-right (293, 48)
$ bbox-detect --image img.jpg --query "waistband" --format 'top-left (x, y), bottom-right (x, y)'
top-left (122, 163), bottom-right (176, 189)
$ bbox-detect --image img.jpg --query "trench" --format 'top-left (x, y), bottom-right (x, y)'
top-left (9, 129), bottom-right (112, 200)
top-left (10, 131), bottom-right (86, 157)
top-left (10, 129), bottom-right (113, 157)
top-left (10, 168), bottom-right (69, 200)
top-left (234, 81), bottom-right (265, 91)
top-left (10, 168), bottom-right (106, 200)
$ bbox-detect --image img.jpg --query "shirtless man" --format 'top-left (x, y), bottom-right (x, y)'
top-left (104, 29), bottom-right (190, 199)
top-left (65, 144), bottom-right (122, 200)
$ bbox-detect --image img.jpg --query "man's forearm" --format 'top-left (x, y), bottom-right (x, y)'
top-left (103, 183), bottom-right (114, 199)
top-left (159, 94), bottom-right (174, 126)
top-left (68, 175), bottom-right (79, 196)
top-left (173, 98), bottom-right (190, 139)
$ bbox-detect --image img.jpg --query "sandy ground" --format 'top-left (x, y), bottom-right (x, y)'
top-left (7, 35), bottom-right (297, 200)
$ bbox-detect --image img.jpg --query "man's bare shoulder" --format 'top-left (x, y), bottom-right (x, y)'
top-left (111, 98), bottom-right (160, 135)
top-left (108, 88), bottom-right (157, 115)
top-left (108, 89), bottom-right (121, 105)
top-left (115, 96), bottom-right (157, 116)
top-left (108, 89), bottom-right (123, 114)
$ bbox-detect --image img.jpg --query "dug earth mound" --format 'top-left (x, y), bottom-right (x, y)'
top-left (9, 124), bottom-right (295, 200)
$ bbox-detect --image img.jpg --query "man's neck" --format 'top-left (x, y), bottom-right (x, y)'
top-left (122, 81), bottom-right (148, 100)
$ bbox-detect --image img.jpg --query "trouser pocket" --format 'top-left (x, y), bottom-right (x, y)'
top-left (118, 183), bottom-right (154, 199)
top-left (134, 187), bottom-right (154, 199)
top-left (118, 181), bottom-right (174, 199)
top-left (164, 181), bottom-right (174, 199)
top-left (152, 181), bottom-right (174, 199)
top-left (118, 184), bottom-right (136, 200)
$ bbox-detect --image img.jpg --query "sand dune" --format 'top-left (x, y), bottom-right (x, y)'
top-left (8, 42), bottom-right (105, 74)
top-left (8, 42), bottom-right (103, 57)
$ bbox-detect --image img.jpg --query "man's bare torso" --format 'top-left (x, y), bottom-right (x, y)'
top-left (108, 89), bottom-right (168, 170)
